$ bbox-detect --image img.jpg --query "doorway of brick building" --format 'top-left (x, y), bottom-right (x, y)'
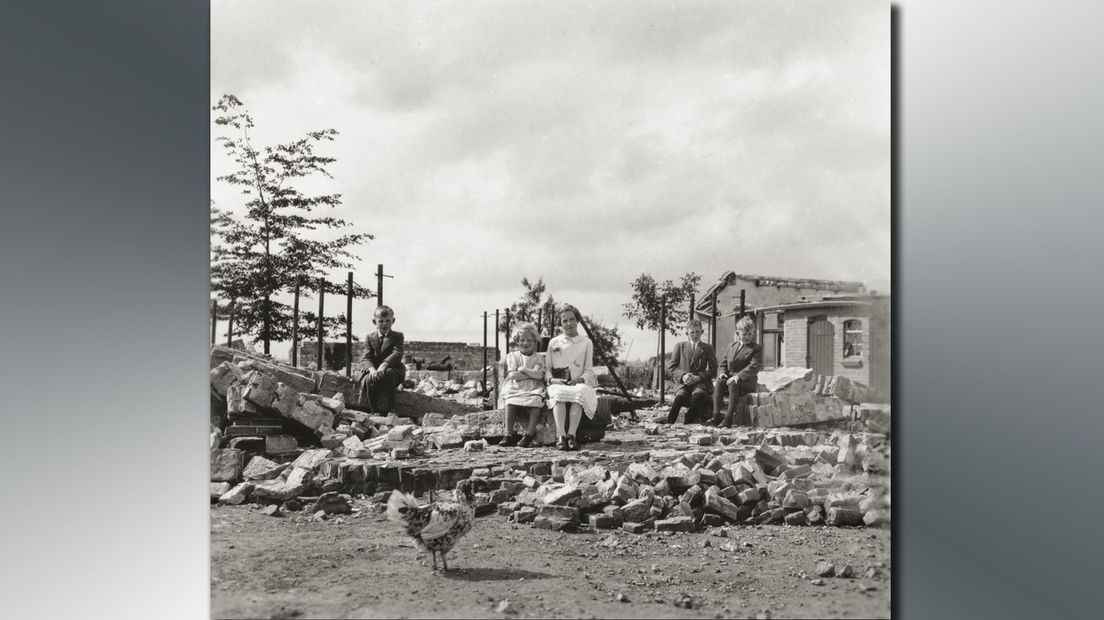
top-left (807, 316), bottom-right (835, 376)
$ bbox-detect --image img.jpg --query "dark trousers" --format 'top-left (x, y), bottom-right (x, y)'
top-left (667, 384), bottom-right (712, 424)
top-left (713, 378), bottom-right (754, 425)
top-left (359, 368), bottom-right (404, 414)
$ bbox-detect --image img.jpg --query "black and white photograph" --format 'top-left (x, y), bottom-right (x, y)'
top-left (208, 1), bottom-right (891, 618)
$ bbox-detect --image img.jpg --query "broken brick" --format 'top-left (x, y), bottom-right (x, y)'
top-left (655, 516), bottom-right (696, 532)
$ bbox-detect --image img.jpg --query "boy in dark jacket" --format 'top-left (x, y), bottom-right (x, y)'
top-left (358, 305), bottom-right (406, 414)
top-left (665, 319), bottom-right (717, 424)
top-left (709, 315), bottom-right (762, 428)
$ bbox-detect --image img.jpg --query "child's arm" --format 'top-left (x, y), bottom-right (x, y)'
top-left (703, 344), bottom-right (718, 381)
top-left (504, 352), bottom-right (525, 381)
top-left (731, 345), bottom-right (763, 384)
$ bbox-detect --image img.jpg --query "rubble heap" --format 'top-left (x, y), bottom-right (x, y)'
top-left (471, 432), bottom-right (889, 532)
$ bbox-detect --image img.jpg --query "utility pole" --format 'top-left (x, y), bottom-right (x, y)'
top-left (482, 311), bottom-right (488, 391)
top-left (316, 277), bottom-right (325, 371)
top-left (346, 271), bottom-right (353, 377)
top-left (291, 277), bottom-right (300, 366)
top-left (659, 299), bottom-right (667, 405)
top-left (375, 264), bottom-right (394, 307)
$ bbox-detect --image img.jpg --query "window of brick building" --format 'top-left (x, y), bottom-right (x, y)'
top-left (843, 319), bottom-right (863, 358)
top-left (761, 311), bottom-right (784, 368)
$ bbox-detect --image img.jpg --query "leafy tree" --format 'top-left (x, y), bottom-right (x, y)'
top-left (500, 277), bottom-right (556, 336)
top-left (210, 94), bottom-right (373, 354)
top-left (500, 277), bottom-right (625, 366)
top-left (578, 315), bottom-right (625, 369)
top-left (622, 272), bottom-right (702, 336)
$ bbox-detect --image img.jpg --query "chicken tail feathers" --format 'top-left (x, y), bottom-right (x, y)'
top-left (386, 489), bottom-right (419, 524)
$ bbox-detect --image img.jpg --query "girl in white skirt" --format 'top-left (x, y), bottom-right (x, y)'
top-left (545, 304), bottom-right (598, 451)
top-left (500, 322), bottom-right (546, 447)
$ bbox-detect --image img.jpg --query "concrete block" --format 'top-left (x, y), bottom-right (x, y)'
top-left (538, 505), bottom-right (581, 523)
top-left (589, 514), bottom-right (616, 529)
top-left (210, 482), bottom-right (231, 501)
top-left (291, 449), bottom-right (335, 471)
top-left (540, 486), bottom-right (582, 506)
top-left (534, 516), bottom-right (575, 531)
top-left (612, 476), bottom-right (639, 505)
top-left (265, 435), bottom-right (298, 455)
top-left (620, 498), bottom-right (651, 523)
top-left (251, 479), bottom-right (305, 502)
top-left (715, 467), bottom-right (735, 488)
top-left (655, 516), bottom-right (696, 532)
top-left (826, 506), bottom-right (863, 526)
top-left (737, 488), bottom-right (761, 505)
top-left (782, 490), bottom-right (812, 511)
top-left (512, 506), bottom-right (537, 524)
top-left (696, 469), bottom-right (717, 487)
top-left (863, 509), bottom-right (890, 527)
top-left (784, 511), bottom-right (807, 526)
top-left (218, 482), bottom-right (254, 505)
top-left (627, 462), bottom-right (659, 483)
top-left (623, 522), bottom-right (646, 534)
top-left (211, 448), bottom-right (244, 482)
top-left (700, 514), bottom-right (724, 528)
top-left (242, 456), bottom-right (288, 481)
top-left (781, 464), bottom-right (813, 480)
top-left (243, 372), bottom-right (278, 408)
top-left (703, 487), bottom-right (742, 523)
top-left (272, 383), bottom-right (300, 417)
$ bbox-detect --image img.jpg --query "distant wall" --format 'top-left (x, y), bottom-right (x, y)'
top-left (296, 340), bottom-right (498, 371)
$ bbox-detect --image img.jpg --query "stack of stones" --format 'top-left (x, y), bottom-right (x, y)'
top-left (473, 435), bottom-right (889, 532)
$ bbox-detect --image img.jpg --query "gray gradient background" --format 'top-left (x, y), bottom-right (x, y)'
top-left (1, 1), bottom-right (1101, 619)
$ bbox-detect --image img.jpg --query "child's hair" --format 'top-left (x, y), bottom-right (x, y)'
top-left (685, 318), bottom-right (703, 330)
top-left (558, 303), bottom-right (580, 319)
top-left (735, 315), bottom-right (755, 336)
top-left (512, 322), bottom-right (539, 346)
top-left (374, 305), bottom-right (395, 320)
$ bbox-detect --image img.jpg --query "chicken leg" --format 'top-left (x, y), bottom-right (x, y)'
top-left (440, 552), bottom-right (450, 572)
top-left (430, 550), bottom-right (439, 571)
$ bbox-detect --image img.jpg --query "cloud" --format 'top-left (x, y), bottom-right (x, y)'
top-left (211, 0), bottom-right (890, 360)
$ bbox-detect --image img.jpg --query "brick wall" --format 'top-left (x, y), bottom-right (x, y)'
top-left (701, 274), bottom-right (864, 347)
top-left (780, 306), bottom-right (873, 385)
top-left (296, 340), bottom-right (498, 371)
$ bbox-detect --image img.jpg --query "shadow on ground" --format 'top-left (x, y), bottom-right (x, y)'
top-left (440, 567), bottom-right (555, 582)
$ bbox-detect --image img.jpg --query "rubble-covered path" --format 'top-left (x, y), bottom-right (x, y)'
top-left (211, 503), bottom-right (890, 619)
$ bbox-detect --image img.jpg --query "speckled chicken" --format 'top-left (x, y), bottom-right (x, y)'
top-left (386, 479), bottom-right (476, 571)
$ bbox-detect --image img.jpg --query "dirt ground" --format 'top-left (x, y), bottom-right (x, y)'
top-left (211, 500), bottom-right (890, 619)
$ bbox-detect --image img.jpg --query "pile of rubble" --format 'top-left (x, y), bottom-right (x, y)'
top-left (473, 431), bottom-right (889, 533)
top-left (409, 376), bottom-right (485, 406)
top-left (213, 420), bottom-right (890, 533)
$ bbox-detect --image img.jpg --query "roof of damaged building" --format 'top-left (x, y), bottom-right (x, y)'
top-left (696, 272), bottom-right (866, 309)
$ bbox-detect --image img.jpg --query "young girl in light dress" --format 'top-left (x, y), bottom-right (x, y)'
top-left (499, 322), bottom-right (546, 447)
top-left (545, 304), bottom-right (598, 451)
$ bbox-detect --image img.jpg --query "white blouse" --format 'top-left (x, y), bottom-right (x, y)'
top-left (545, 333), bottom-right (596, 387)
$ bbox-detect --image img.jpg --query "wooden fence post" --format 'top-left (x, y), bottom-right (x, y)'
top-left (346, 271), bottom-right (353, 377)
top-left (316, 278), bottom-right (325, 371)
top-left (291, 277), bottom-right (300, 366)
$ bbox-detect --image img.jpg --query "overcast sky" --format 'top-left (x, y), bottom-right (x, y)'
top-left (211, 0), bottom-right (890, 362)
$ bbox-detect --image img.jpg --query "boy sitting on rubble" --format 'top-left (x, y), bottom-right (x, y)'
top-left (665, 319), bottom-right (718, 424)
top-left (357, 305), bottom-right (406, 414)
top-left (708, 315), bottom-right (762, 428)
